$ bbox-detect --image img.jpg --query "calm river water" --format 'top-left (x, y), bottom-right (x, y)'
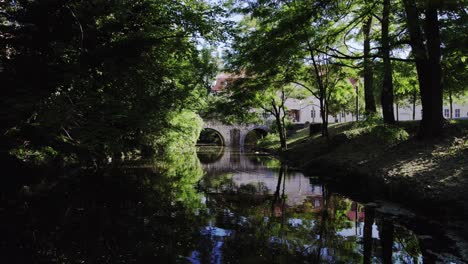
top-left (0, 147), bottom-right (465, 263)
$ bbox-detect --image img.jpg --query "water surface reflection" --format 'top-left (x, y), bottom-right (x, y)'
top-left (194, 147), bottom-right (423, 264)
top-left (1, 147), bottom-right (461, 263)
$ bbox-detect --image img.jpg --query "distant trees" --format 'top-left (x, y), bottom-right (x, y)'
top-left (226, 1), bottom-right (356, 139)
top-left (226, 0), bottom-right (466, 140)
top-left (212, 69), bottom-right (306, 150)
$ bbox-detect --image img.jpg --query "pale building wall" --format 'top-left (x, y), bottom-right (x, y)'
top-left (211, 73), bottom-right (468, 123)
top-left (394, 102), bottom-right (468, 121)
top-left (284, 97), bottom-right (356, 124)
top-left (283, 96), bottom-right (468, 124)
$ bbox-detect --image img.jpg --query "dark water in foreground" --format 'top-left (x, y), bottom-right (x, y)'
top-left (0, 147), bottom-right (465, 263)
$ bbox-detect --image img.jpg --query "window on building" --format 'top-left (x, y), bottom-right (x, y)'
top-left (444, 109), bottom-right (449, 117)
top-left (455, 109), bottom-right (460, 118)
top-left (341, 112), bottom-right (345, 118)
top-left (311, 109), bottom-right (316, 118)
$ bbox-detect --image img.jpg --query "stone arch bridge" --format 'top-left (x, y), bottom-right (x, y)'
top-left (202, 120), bottom-right (269, 147)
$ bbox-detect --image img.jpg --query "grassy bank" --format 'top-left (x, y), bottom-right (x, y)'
top-left (260, 120), bottom-right (468, 216)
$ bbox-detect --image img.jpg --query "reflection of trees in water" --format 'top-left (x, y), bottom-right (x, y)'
top-left (200, 163), bottom-right (423, 263)
top-left (203, 165), bottom-right (344, 262)
top-left (1, 151), bottom-right (207, 263)
top-left (196, 146), bottom-right (225, 163)
top-left (363, 205), bottom-right (375, 264)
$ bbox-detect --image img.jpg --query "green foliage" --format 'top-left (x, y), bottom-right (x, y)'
top-left (1, 0), bottom-right (225, 165)
top-left (392, 61), bottom-right (419, 107)
top-left (372, 125), bottom-right (409, 145)
top-left (198, 94), bottom-right (259, 124)
top-left (258, 133), bottom-right (281, 148)
top-left (9, 146), bottom-right (59, 165)
top-left (152, 149), bottom-right (206, 210)
top-left (151, 111), bottom-right (204, 155)
top-left (352, 114), bottom-right (384, 129)
top-left (226, 0), bottom-right (371, 138)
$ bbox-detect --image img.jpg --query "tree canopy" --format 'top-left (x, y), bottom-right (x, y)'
top-left (1, 0), bottom-right (227, 165)
top-left (223, 0), bottom-right (467, 140)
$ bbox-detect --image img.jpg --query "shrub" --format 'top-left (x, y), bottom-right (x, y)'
top-left (372, 125), bottom-right (409, 145)
top-left (335, 123), bottom-right (409, 146)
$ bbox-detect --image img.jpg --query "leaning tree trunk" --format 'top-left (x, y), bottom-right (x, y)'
top-left (363, 15), bottom-right (377, 115)
top-left (276, 113), bottom-right (287, 151)
top-left (280, 107), bottom-right (288, 150)
top-left (272, 103), bottom-right (287, 151)
top-left (403, 0), bottom-right (444, 138)
top-left (381, 0), bottom-right (396, 124)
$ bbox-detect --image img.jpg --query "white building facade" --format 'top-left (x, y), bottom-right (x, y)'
top-left (283, 96), bottom-right (468, 124)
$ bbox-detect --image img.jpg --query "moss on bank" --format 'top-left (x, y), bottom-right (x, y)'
top-left (260, 120), bottom-right (468, 216)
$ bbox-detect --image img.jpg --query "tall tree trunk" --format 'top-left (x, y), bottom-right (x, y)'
top-left (396, 102), bottom-right (399, 122)
top-left (363, 16), bottom-right (377, 114)
top-left (281, 106), bottom-right (288, 149)
top-left (449, 88), bottom-right (453, 119)
top-left (424, 0), bottom-right (444, 132)
top-left (319, 97), bottom-right (329, 139)
top-left (381, 0), bottom-right (396, 124)
top-left (403, 0), bottom-right (444, 138)
top-left (325, 98), bottom-right (330, 139)
top-left (307, 43), bottom-right (329, 139)
top-left (355, 85), bottom-right (359, 121)
top-left (412, 90), bottom-right (417, 120)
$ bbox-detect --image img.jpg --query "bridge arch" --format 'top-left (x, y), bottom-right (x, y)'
top-left (243, 127), bottom-right (269, 146)
top-left (197, 127), bottom-right (225, 146)
top-left (241, 125), bottom-right (269, 146)
top-left (202, 120), bottom-right (269, 147)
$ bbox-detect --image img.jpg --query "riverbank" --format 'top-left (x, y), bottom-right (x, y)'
top-left (260, 120), bottom-right (468, 218)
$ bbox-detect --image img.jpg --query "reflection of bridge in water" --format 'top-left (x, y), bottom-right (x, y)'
top-left (198, 147), bottom-right (271, 174)
top-left (198, 147), bottom-right (323, 207)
